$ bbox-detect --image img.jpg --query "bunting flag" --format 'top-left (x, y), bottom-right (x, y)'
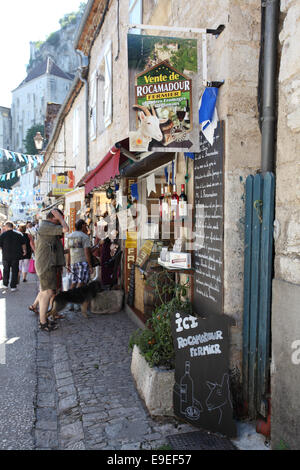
top-left (0, 154), bottom-right (44, 181)
top-left (0, 147), bottom-right (41, 163)
top-left (146, 173), bottom-right (156, 197)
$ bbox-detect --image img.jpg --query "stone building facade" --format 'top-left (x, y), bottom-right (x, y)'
top-left (0, 106), bottom-right (11, 150)
top-left (11, 57), bottom-right (74, 153)
top-left (38, 0), bottom-right (300, 448)
top-left (271, 0), bottom-right (300, 451)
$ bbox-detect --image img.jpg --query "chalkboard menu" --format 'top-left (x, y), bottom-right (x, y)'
top-left (193, 121), bottom-right (224, 317)
top-left (171, 311), bottom-right (236, 437)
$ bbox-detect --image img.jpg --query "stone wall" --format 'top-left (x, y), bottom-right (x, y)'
top-left (271, 0), bottom-right (300, 450)
top-left (86, 0), bottom-right (261, 376)
top-left (0, 106), bottom-right (11, 149)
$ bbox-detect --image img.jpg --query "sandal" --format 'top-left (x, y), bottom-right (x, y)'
top-left (29, 305), bottom-right (39, 314)
top-left (39, 321), bottom-right (58, 332)
top-left (53, 314), bottom-right (64, 320)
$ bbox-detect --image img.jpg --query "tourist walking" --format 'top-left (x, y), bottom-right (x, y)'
top-left (33, 209), bottom-right (69, 331)
top-left (0, 221), bottom-right (27, 291)
top-left (18, 224), bottom-right (33, 282)
top-left (65, 219), bottom-right (93, 291)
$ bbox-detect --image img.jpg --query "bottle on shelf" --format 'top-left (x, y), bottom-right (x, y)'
top-left (171, 184), bottom-right (179, 220)
top-left (159, 184), bottom-right (164, 219)
top-left (179, 183), bottom-right (188, 218)
top-left (162, 184), bottom-right (170, 221)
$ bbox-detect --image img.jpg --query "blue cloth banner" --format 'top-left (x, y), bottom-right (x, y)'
top-left (199, 87), bottom-right (219, 130)
top-left (164, 166), bottom-right (169, 183)
top-left (130, 183), bottom-right (139, 201)
top-left (184, 152), bottom-right (195, 160)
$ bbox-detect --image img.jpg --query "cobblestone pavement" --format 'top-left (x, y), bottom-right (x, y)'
top-left (0, 272), bottom-right (37, 450)
top-left (34, 308), bottom-right (196, 450)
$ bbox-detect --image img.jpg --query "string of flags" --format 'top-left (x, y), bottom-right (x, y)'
top-left (0, 148), bottom-right (44, 181)
top-left (0, 186), bottom-right (42, 206)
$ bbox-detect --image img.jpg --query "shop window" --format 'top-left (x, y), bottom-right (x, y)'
top-left (129, 0), bottom-right (143, 34)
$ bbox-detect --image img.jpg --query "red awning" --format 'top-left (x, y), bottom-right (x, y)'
top-left (84, 147), bottom-right (120, 195)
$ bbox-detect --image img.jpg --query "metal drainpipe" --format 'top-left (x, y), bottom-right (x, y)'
top-left (261, 0), bottom-right (280, 173)
top-left (76, 50), bottom-right (90, 173)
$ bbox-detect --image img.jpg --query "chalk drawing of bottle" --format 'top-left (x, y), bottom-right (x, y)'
top-left (179, 361), bottom-right (203, 420)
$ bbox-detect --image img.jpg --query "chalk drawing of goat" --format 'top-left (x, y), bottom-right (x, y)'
top-left (129, 105), bottom-right (163, 151)
top-left (205, 373), bottom-right (233, 425)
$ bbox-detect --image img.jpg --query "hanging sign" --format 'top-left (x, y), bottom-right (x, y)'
top-left (128, 34), bottom-right (200, 153)
top-left (69, 207), bottom-right (76, 233)
top-left (171, 311), bottom-right (236, 438)
top-left (51, 171), bottom-right (75, 196)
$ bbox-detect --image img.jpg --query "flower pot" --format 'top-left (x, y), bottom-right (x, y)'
top-left (131, 345), bottom-right (175, 418)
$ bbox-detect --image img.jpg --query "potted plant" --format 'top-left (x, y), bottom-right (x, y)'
top-left (129, 271), bottom-right (192, 417)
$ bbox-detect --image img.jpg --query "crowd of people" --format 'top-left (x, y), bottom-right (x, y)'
top-left (0, 208), bottom-right (121, 332)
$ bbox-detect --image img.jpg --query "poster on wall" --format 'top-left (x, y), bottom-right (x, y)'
top-left (128, 34), bottom-right (200, 153)
top-left (171, 310), bottom-right (236, 437)
top-left (51, 171), bottom-right (75, 196)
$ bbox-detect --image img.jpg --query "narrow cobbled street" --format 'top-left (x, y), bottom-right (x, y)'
top-left (1, 271), bottom-right (199, 450)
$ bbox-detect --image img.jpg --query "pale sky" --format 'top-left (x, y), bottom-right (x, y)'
top-left (0, 0), bottom-right (85, 108)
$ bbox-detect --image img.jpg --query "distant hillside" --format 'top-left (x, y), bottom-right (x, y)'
top-left (27, 3), bottom-right (86, 76)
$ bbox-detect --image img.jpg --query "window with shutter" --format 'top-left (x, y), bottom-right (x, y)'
top-left (96, 41), bottom-right (113, 135)
top-left (73, 106), bottom-right (80, 157)
top-left (89, 71), bottom-right (97, 140)
top-left (104, 44), bottom-right (112, 128)
top-left (129, 0), bottom-right (143, 34)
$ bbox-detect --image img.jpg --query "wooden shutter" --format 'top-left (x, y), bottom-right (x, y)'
top-left (104, 44), bottom-right (112, 128)
top-left (90, 71), bottom-right (97, 139)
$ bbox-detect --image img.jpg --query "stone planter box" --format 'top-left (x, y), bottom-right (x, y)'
top-left (131, 345), bottom-right (175, 418)
top-left (90, 289), bottom-right (124, 314)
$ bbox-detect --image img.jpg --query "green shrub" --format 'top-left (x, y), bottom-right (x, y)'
top-left (129, 271), bottom-right (192, 369)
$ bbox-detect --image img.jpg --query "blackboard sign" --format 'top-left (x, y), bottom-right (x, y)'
top-left (171, 311), bottom-right (236, 437)
top-left (193, 121), bottom-right (224, 317)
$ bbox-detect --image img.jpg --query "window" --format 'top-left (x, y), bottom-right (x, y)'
top-left (129, 0), bottom-right (142, 34)
top-left (92, 41), bottom-right (113, 137)
top-left (103, 42), bottom-right (112, 129)
top-left (50, 78), bottom-right (56, 97)
top-left (89, 71), bottom-right (97, 140)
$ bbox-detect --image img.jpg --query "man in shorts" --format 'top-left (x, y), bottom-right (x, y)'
top-left (34, 209), bottom-right (69, 331)
top-left (65, 219), bottom-right (93, 298)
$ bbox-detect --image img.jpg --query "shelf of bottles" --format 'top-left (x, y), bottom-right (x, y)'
top-left (159, 182), bottom-right (188, 224)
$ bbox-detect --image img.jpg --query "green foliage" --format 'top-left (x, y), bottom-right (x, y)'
top-left (59, 12), bottom-right (78, 29)
top-left (59, 2), bottom-right (87, 28)
top-left (170, 44), bottom-right (198, 73)
top-left (0, 158), bottom-right (20, 190)
top-left (27, 2), bottom-right (87, 71)
top-left (46, 31), bottom-right (60, 46)
top-left (276, 439), bottom-right (290, 450)
top-left (24, 124), bottom-right (44, 156)
top-left (129, 271), bottom-right (192, 369)
top-left (128, 35), bottom-right (197, 73)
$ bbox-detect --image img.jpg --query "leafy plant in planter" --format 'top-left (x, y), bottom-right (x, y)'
top-left (129, 270), bottom-right (192, 369)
